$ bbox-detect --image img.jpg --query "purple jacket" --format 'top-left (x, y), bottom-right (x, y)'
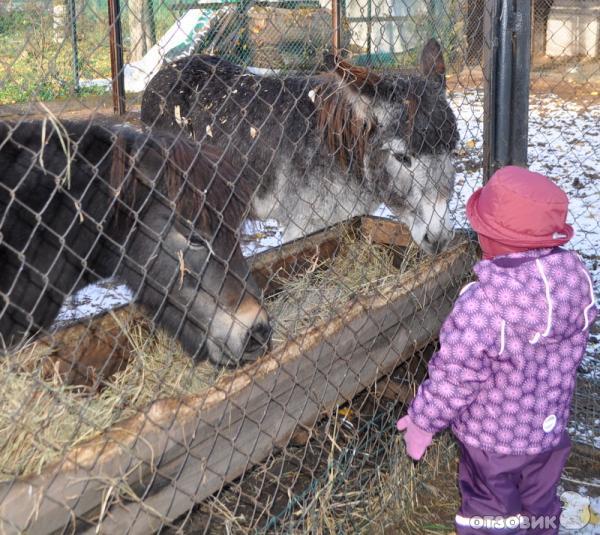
top-left (408, 247), bottom-right (597, 455)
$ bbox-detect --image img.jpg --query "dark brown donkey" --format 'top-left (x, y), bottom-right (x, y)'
top-left (0, 119), bottom-right (271, 367)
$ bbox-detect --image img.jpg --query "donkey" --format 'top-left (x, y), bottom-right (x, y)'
top-left (0, 119), bottom-right (271, 366)
top-left (141, 39), bottom-right (458, 254)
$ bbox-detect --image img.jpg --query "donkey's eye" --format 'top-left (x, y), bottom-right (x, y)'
top-left (393, 153), bottom-right (412, 166)
top-left (188, 235), bottom-right (206, 249)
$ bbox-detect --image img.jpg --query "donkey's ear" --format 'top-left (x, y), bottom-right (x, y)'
top-left (421, 39), bottom-right (446, 88)
top-left (333, 58), bottom-right (382, 97)
top-left (322, 51), bottom-right (337, 71)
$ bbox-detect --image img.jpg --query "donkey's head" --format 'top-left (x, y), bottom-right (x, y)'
top-left (111, 132), bottom-right (271, 366)
top-left (318, 40), bottom-right (458, 254)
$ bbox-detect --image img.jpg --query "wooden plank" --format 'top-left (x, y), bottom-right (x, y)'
top-left (98, 256), bottom-right (453, 526)
top-left (250, 217), bottom-right (413, 293)
top-left (248, 225), bottom-right (342, 294)
top-left (22, 307), bottom-right (141, 387)
top-left (80, 242), bottom-right (474, 533)
top-left (0, 241), bottom-right (473, 534)
top-left (0, 227), bottom-right (473, 534)
top-left (250, 237), bottom-right (341, 294)
top-left (118, 238), bottom-right (472, 491)
top-left (114, 265), bottom-right (453, 499)
top-left (84, 284), bottom-right (455, 533)
top-left (359, 216), bottom-right (412, 248)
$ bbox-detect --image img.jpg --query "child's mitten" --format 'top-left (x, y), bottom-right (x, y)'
top-left (396, 415), bottom-right (433, 461)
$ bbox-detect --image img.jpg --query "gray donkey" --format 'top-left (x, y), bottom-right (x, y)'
top-left (141, 39), bottom-right (458, 254)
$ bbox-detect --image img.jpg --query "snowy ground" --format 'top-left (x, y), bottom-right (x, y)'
top-left (55, 280), bottom-right (133, 325)
top-left (450, 89), bottom-right (600, 383)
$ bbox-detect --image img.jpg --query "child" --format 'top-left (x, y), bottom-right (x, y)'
top-left (397, 166), bottom-right (597, 535)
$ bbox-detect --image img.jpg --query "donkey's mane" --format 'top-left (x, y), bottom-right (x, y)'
top-left (109, 128), bottom-right (252, 234)
top-left (312, 58), bottom-right (456, 173)
top-left (314, 62), bottom-right (424, 177)
top-left (315, 67), bottom-right (378, 177)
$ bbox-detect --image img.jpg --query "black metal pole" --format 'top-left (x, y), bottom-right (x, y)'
top-left (366, 0), bottom-right (372, 60)
top-left (494, 0), bottom-right (513, 169)
top-left (67, 0), bottom-right (80, 93)
top-left (108, 0), bottom-right (126, 115)
top-left (510, 0), bottom-right (531, 167)
top-left (482, 0), bottom-right (532, 180)
top-left (482, 0), bottom-right (499, 182)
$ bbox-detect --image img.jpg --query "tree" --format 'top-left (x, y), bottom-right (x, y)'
top-left (52, 0), bottom-right (67, 43)
top-left (128, 0), bottom-right (154, 62)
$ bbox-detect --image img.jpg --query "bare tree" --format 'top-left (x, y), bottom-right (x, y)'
top-left (128, 0), bottom-right (154, 61)
top-left (52, 0), bottom-right (67, 43)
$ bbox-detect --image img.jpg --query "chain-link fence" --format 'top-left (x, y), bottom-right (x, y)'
top-left (525, 1), bottom-right (600, 491)
top-left (0, 0), bottom-right (598, 533)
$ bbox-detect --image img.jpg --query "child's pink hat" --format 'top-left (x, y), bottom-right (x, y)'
top-left (466, 166), bottom-right (573, 247)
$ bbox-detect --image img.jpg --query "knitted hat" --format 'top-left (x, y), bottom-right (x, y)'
top-left (466, 166), bottom-right (573, 248)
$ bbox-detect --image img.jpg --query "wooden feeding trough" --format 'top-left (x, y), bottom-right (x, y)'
top-left (0, 216), bottom-right (477, 534)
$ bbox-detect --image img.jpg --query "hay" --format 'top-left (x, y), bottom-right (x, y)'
top-left (369, 433), bottom-right (460, 533)
top-left (175, 400), bottom-right (461, 533)
top-left (0, 228), bottom-right (420, 481)
top-left (284, 416), bottom-right (460, 534)
top-left (0, 315), bottom-right (223, 480)
top-left (267, 228), bottom-right (422, 343)
top-left (37, 105), bottom-right (73, 187)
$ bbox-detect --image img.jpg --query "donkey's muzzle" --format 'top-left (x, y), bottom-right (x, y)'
top-left (423, 229), bottom-right (453, 255)
top-left (243, 320), bottom-right (272, 361)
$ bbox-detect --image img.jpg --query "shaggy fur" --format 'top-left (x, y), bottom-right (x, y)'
top-left (141, 39), bottom-right (459, 253)
top-left (0, 119), bottom-right (270, 366)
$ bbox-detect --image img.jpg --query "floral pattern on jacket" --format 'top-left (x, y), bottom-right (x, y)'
top-left (408, 247), bottom-right (597, 455)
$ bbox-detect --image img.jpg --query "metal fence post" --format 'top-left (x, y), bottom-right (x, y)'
top-left (108, 0), bottom-right (126, 115)
top-left (332, 0), bottom-right (342, 54)
top-left (482, 0), bottom-right (532, 181)
top-left (482, 0), bottom-right (499, 182)
top-left (510, 0), bottom-right (531, 167)
top-left (495, 0), bottom-right (513, 168)
top-left (366, 0), bottom-right (372, 59)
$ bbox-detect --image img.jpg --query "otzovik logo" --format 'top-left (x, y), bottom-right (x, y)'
top-left (454, 492), bottom-right (597, 531)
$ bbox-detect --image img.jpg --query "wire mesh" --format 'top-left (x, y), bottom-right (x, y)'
top-left (526, 0), bottom-right (600, 467)
top-left (0, 0), bottom-right (597, 533)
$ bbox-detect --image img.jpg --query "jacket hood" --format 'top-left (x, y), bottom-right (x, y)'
top-left (474, 248), bottom-right (597, 345)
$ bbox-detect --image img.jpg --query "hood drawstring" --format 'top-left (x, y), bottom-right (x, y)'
top-left (459, 282), bottom-right (476, 296)
top-left (529, 259), bottom-right (554, 344)
top-left (498, 320), bottom-right (506, 355)
top-left (581, 268), bottom-right (596, 331)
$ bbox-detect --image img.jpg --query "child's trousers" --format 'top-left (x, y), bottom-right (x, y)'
top-left (455, 433), bottom-right (571, 535)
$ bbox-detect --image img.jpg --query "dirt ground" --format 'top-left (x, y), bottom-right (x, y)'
top-left (448, 57), bottom-right (600, 106)
top-left (0, 56), bottom-right (598, 123)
